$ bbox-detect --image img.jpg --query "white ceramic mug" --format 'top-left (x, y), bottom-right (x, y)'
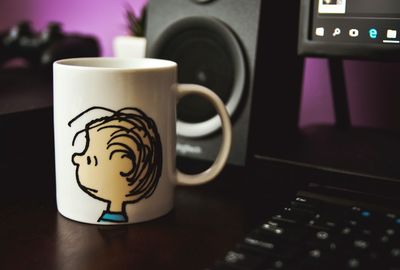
top-left (53, 57), bottom-right (232, 225)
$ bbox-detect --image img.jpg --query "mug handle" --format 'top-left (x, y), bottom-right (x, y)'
top-left (175, 84), bottom-right (232, 185)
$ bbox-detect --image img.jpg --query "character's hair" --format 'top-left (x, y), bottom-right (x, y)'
top-left (69, 107), bottom-right (162, 203)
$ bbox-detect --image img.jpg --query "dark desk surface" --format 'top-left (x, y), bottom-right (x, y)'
top-left (1, 174), bottom-right (262, 270)
top-left (2, 70), bottom-right (399, 270)
top-left (0, 108), bottom-right (296, 270)
top-left (1, 175), bottom-right (290, 270)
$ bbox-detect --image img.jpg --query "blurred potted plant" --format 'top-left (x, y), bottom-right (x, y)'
top-left (113, 4), bottom-right (147, 58)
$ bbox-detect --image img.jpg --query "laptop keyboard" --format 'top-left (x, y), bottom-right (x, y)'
top-left (207, 193), bottom-right (400, 270)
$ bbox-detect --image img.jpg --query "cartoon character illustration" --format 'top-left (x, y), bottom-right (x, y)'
top-left (68, 107), bottom-right (162, 223)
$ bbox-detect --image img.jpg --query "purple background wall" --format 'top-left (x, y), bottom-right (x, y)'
top-left (302, 58), bottom-right (400, 129)
top-left (0, 0), bottom-right (147, 56)
top-left (1, 0), bottom-right (400, 130)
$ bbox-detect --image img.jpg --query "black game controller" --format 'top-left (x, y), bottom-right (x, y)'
top-left (0, 21), bottom-right (100, 68)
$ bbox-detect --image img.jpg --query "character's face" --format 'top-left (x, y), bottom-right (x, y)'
top-left (72, 120), bottom-right (137, 206)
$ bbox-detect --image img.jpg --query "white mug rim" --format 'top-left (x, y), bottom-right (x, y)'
top-left (54, 57), bottom-right (177, 72)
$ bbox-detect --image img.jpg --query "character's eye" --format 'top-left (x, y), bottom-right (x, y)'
top-left (87, 156), bottom-right (91, 165)
top-left (94, 156), bottom-right (98, 166)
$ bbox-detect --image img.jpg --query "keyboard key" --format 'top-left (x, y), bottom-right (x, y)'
top-left (239, 233), bottom-right (300, 259)
top-left (216, 250), bottom-right (267, 270)
top-left (353, 239), bottom-right (369, 250)
top-left (299, 248), bottom-right (338, 270)
top-left (290, 197), bottom-right (319, 212)
top-left (273, 207), bottom-right (316, 224)
top-left (334, 254), bottom-right (383, 269)
top-left (388, 247), bottom-right (400, 267)
top-left (316, 231), bottom-right (329, 240)
top-left (262, 223), bottom-right (285, 236)
top-left (347, 257), bottom-right (361, 269)
top-left (260, 220), bottom-right (310, 243)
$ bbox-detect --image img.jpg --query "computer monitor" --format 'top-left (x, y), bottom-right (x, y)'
top-left (298, 0), bottom-right (400, 59)
top-left (293, 0), bottom-right (400, 181)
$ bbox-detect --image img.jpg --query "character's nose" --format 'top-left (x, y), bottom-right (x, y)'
top-left (72, 153), bottom-right (84, 165)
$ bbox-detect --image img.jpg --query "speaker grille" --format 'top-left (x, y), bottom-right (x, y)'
top-left (150, 16), bottom-right (246, 137)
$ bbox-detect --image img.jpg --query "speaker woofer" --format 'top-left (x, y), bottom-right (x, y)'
top-left (150, 16), bottom-right (246, 138)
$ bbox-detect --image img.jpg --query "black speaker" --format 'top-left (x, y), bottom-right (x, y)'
top-left (146, 0), bottom-right (304, 165)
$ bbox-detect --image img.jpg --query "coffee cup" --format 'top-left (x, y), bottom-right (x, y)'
top-left (53, 57), bottom-right (231, 224)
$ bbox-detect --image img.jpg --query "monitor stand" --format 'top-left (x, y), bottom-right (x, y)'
top-left (329, 59), bottom-right (351, 130)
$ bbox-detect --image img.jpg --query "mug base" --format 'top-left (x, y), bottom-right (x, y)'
top-left (57, 205), bottom-right (174, 225)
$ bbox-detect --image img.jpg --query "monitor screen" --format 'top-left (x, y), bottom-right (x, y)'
top-left (298, 0), bottom-right (400, 59)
